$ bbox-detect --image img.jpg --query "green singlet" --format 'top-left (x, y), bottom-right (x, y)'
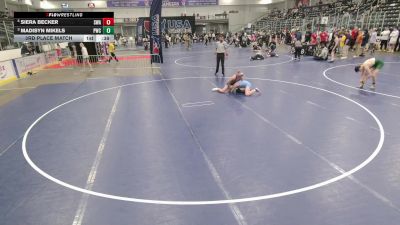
top-left (372, 60), bottom-right (384, 70)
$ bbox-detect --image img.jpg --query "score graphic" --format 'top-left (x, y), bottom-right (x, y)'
top-left (103, 18), bottom-right (114, 26)
top-left (102, 18), bottom-right (114, 35)
top-left (14, 12), bottom-right (115, 42)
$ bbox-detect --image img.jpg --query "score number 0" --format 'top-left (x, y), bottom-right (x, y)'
top-left (103, 18), bottom-right (114, 26)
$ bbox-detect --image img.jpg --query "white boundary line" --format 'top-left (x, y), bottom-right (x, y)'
top-left (323, 62), bottom-right (400, 99)
top-left (182, 101), bottom-right (214, 107)
top-left (0, 135), bottom-right (23, 157)
top-left (182, 103), bottom-right (215, 108)
top-left (22, 77), bottom-right (384, 205)
top-left (72, 88), bottom-right (121, 225)
top-left (159, 73), bottom-right (247, 225)
top-left (182, 100), bottom-right (213, 105)
top-left (174, 55), bottom-right (294, 69)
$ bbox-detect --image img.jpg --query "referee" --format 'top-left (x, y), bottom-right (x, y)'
top-left (215, 35), bottom-right (228, 76)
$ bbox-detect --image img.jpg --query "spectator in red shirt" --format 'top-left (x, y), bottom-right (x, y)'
top-left (311, 32), bottom-right (318, 45)
top-left (350, 27), bottom-right (359, 50)
top-left (320, 29), bottom-right (329, 45)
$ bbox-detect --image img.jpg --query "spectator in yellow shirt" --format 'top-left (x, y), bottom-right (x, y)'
top-left (108, 42), bottom-right (119, 63)
top-left (339, 34), bottom-right (346, 57)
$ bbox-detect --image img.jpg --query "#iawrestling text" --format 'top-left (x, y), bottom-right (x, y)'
top-left (19, 28), bottom-right (66, 33)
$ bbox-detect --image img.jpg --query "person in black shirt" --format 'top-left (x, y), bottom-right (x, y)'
top-left (305, 30), bottom-right (312, 43)
top-left (360, 29), bottom-right (370, 56)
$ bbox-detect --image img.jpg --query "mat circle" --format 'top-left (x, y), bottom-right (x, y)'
top-left (22, 77), bottom-right (385, 205)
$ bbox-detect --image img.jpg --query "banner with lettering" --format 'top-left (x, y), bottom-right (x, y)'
top-left (139, 16), bottom-right (195, 34)
top-left (150, 0), bottom-right (163, 63)
top-left (107, 0), bottom-right (218, 7)
top-left (161, 16), bottom-right (195, 34)
top-left (14, 54), bottom-right (46, 76)
top-left (136, 17), bottom-right (145, 46)
top-left (0, 60), bottom-right (17, 85)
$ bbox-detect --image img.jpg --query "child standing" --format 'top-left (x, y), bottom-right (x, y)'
top-left (56, 43), bottom-right (64, 67)
top-left (80, 43), bottom-right (93, 72)
top-left (294, 38), bottom-right (302, 60)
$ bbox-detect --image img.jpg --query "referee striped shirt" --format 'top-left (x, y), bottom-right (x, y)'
top-left (215, 41), bottom-right (228, 53)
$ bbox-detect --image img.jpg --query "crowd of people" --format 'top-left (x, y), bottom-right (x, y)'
top-left (156, 24), bottom-right (399, 63)
top-left (288, 26), bottom-right (400, 62)
top-left (159, 30), bottom-right (286, 50)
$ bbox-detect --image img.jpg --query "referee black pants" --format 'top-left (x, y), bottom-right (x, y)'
top-left (294, 47), bottom-right (302, 59)
top-left (108, 52), bottom-right (119, 62)
top-left (216, 53), bottom-right (225, 75)
top-left (380, 40), bottom-right (388, 50)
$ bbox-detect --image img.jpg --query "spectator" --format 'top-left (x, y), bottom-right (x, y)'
top-left (164, 33), bottom-right (169, 48)
top-left (354, 30), bottom-right (364, 57)
top-left (339, 32), bottom-right (347, 57)
top-left (389, 27), bottom-right (399, 53)
top-left (314, 44), bottom-right (328, 60)
top-left (380, 27), bottom-right (390, 51)
top-left (329, 32), bottom-right (339, 62)
top-left (295, 28), bottom-right (302, 42)
top-left (294, 38), bottom-right (302, 60)
top-left (395, 27), bottom-right (400, 52)
top-left (204, 33), bottom-right (209, 46)
top-left (305, 29), bottom-right (312, 43)
top-left (56, 43), bottom-right (64, 66)
top-left (360, 29), bottom-right (369, 57)
top-left (311, 31), bottom-right (318, 45)
top-left (80, 43), bottom-right (93, 72)
top-left (369, 28), bottom-right (377, 54)
top-left (20, 43), bottom-right (30, 56)
top-left (320, 28), bottom-right (329, 45)
top-left (350, 26), bottom-right (359, 50)
top-left (341, 30), bottom-right (352, 59)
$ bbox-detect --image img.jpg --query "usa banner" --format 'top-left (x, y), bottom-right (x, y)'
top-left (150, 0), bottom-right (163, 63)
top-left (136, 17), bottom-right (146, 46)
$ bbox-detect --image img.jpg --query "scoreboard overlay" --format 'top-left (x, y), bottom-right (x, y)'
top-left (14, 12), bottom-right (115, 42)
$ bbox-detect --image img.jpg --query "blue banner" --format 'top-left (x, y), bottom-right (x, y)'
top-left (139, 16), bottom-right (195, 34)
top-left (107, 0), bottom-right (218, 7)
top-left (150, 0), bottom-right (163, 63)
top-left (136, 18), bottom-right (145, 46)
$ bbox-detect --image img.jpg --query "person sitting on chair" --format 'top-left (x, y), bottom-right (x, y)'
top-left (314, 43), bottom-right (329, 60)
